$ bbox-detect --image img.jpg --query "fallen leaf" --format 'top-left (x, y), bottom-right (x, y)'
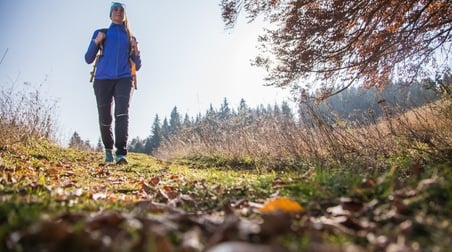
top-left (11, 221), bottom-right (71, 248)
top-left (135, 200), bottom-right (170, 214)
top-left (86, 212), bottom-right (125, 230)
top-left (360, 177), bottom-right (377, 188)
top-left (259, 197), bottom-right (304, 214)
top-left (260, 211), bottom-right (293, 238)
top-left (150, 176), bottom-right (160, 186)
top-left (45, 168), bottom-right (58, 178)
top-left (141, 180), bottom-right (155, 194)
top-left (161, 186), bottom-right (179, 200)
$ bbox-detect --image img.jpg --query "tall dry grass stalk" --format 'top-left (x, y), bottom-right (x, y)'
top-left (155, 98), bottom-right (451, 170)
top-left (0, 84), bottom-right (58, 147)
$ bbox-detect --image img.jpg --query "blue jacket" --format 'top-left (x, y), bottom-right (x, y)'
top-left (85, 23), bottom-right (141, 80)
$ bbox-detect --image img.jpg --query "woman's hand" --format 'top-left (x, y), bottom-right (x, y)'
top-left (130, 37), bottom-right (140, 56)
top-left (94, 31), bottom-right (106, 46)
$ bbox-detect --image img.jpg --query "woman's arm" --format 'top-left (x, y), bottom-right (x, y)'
top-left (84, 30), bottom-right (105, 64)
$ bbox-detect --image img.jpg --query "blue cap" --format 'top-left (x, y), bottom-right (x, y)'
top-left (110, 2), bottom-right (124, 17)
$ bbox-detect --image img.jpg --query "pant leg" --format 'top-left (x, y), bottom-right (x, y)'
top-left (113, 78), bottom-right (133, 156)
top-left (93, 79), bottom-right (115, 150)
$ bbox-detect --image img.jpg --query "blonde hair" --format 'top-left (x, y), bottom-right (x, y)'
top-left (123, 12), bottom-right (134, 40)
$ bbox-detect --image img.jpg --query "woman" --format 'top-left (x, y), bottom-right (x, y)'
top-left (85, 2), bottom-right (141, 164)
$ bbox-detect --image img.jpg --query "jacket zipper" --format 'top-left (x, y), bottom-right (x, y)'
top-left (115, 26), bottom-right (120, 78)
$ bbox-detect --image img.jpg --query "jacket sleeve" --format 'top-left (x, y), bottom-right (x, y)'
top-left (84, 30), bottom-right (100, 64)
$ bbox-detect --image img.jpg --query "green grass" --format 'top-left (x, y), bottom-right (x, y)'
top-left (0, 140), bottom-right (451, 251)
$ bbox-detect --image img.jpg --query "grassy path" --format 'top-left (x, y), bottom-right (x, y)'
top-left (1, 141), bottom-right (451, 251)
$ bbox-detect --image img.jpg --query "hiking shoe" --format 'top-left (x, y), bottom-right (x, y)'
top-left (116, 155), bottom-right (128, 165)
top-left (105, 149), bottom-right (114, 163)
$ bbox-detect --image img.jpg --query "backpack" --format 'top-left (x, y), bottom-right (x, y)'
top-left (89, 28), bottom-right (138, 89)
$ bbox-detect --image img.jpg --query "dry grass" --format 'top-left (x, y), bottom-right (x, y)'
top-left (0, 84), bottom-right (58, 147)
top-left (354, 99), bottom-right (451, 160)
top-left (155, 98), bottom-right (452, 171)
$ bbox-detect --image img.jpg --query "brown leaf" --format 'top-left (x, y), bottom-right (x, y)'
top-left (90, 166), bottom-right (111, 177)
top-left (260, 211), bottom-right (293, 238)
top-left (340, 197), bottom-right (366, 213)
top-left (389, 196), bottom-right (409, 215)
top-left (136, 223), bottom-right (175, 252)
top-left (86, 212), bottom-right (125, 230)
top-left (11, 221), bottom-right (71, 248)
top-left (411, 162), bottom-right (425, 179)
top-left (135, 200), bottom-right (174, 214)
top-left (45, 168), bottom-right (58, 178)
top-left (139, 179), bottom-right (156, 195)
top-left (108, 194), bottom-right (120, 201)
top-left (162, 185), bottom-right (179, 200)
top-left (150, 176), bottom-right (160, 186)
top-left (360, 177), bottom-right (377, 188)
top-left (340, 216), bottom-right (367, 231)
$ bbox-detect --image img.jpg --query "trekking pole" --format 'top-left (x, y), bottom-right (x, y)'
top-left (90, 55), bottom-right (99, 83)
top-left (90, 36), bottom-right (105, 83)
top-left (130, 59), bottom-right (137, 89)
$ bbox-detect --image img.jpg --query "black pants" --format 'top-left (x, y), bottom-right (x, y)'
top-left (93, 78), bottom-right (132, 156)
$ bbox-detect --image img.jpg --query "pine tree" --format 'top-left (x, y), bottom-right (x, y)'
top-left (148, 115), bottom-right (162, 154)
top-left (281, 101), bottom-right (293, 120)
top-left (68, 131), bottom-right (82, 149)
top-left (183, 113), bottom-right (192, 127)
top-left (144, 137), bottom-right (152, 154)
top-left (237, 98), bottom-right (253, 125)
top-left (161, 118), bottom-right (170, 140)
top-left (206, 104), bottom-right (216, 119)
top-left (273, 103), bottom-right (281, 117)
top-left (68, 131), bottom-right (91, 151)
top-left (238, 98), bottom-right (248, 114)
top-left (169, 106), bottom-right (181, 134)
top-left (129, 137), bottom-right (146, 153)
top-left (219, 97), bottom-right (231, 120)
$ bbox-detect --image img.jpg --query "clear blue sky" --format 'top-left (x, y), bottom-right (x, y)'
top-left (0, 1), bottom-right (290, 145)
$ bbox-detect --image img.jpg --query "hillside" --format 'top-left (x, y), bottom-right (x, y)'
top-left (1, 139), bottom-right (451, 251)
